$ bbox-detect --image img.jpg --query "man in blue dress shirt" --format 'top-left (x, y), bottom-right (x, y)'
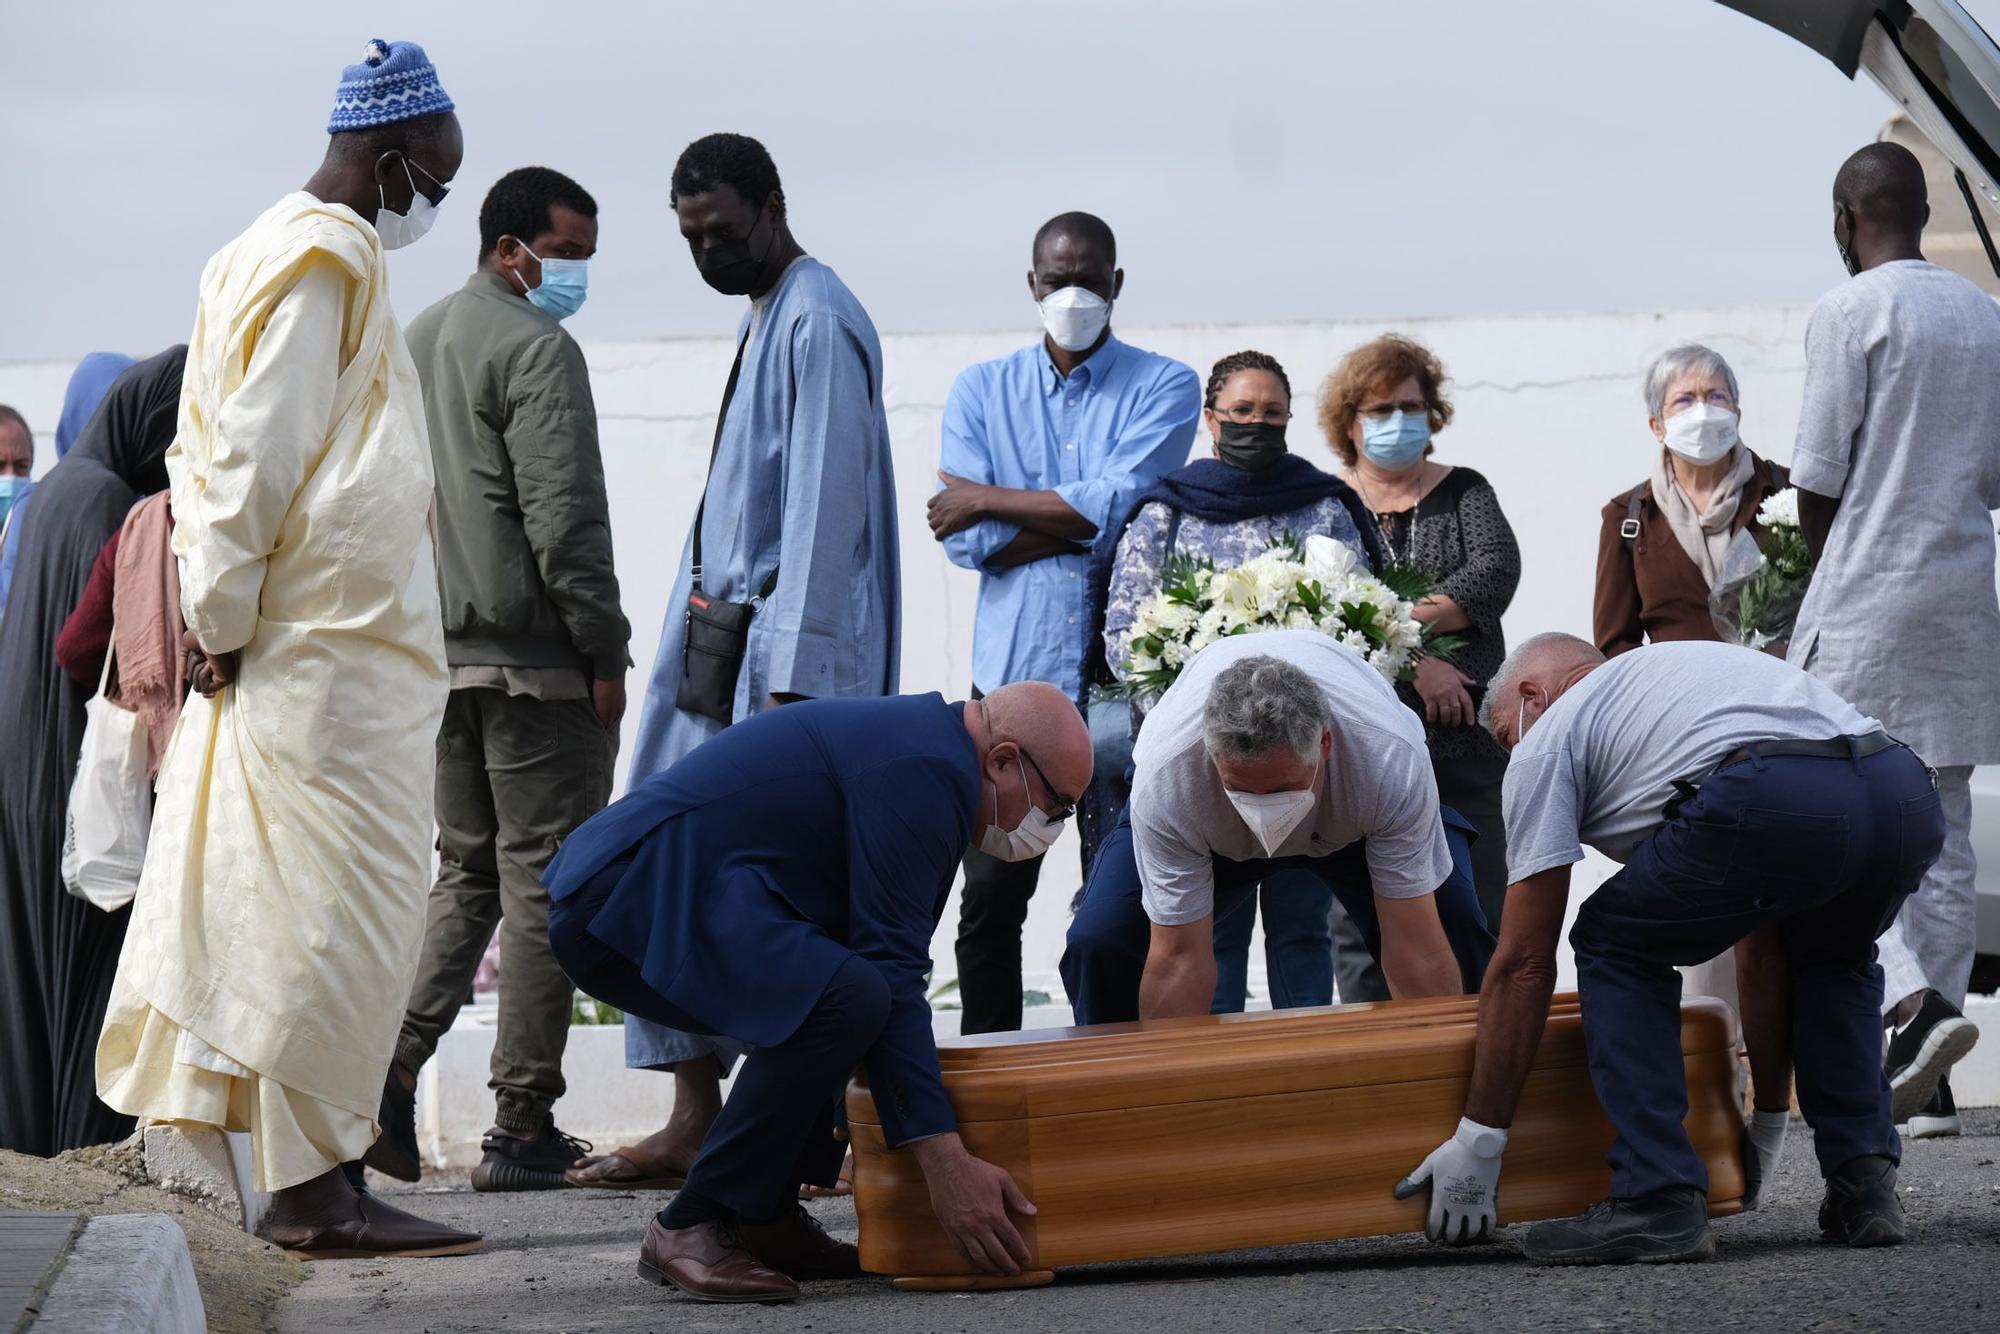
top-left (546, 683), bottom-right (1091, 1302)
top-left (926, 212), bottom-right (1199, 1035)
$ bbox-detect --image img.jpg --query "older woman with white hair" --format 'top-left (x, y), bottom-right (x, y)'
top-left (1591, 344), bottom-right (1789, 1086)
top-left (1593, 344), bottom-right (1789, 655)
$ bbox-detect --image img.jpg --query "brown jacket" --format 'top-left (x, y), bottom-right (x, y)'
top-left (1592, 452), bottom-right (1789, 657)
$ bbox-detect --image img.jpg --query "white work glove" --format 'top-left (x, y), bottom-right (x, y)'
top-left (1741, 1109), bottom-right (1788, 1212)
top-left (1394, 1117), bottom-right (1509, 1244)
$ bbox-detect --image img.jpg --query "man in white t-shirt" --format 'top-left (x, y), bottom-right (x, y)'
top-left (1059, 630), bottom-right (1493, 1023)
top-left (1399, 634), bottom-right (1944, 1265)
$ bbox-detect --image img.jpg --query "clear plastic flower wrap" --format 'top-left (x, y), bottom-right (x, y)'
top-left (1709, 488), bottom-right (1812, 652)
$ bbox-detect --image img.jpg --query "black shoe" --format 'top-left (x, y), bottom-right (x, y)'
top-left (1906, 1077), bottom-right (1962, 1140)
top-left (470, 1121), bottom-right (593, 1192)
top-left (1885, 992), bottom-right (1979, 1123)
top-left (362, 1067), bottom-right (422, 1183)
top-left (1522, 1186), bottom-right (1714, 1265)
top-left (1819, 1155), bottom-right (1906, 1247)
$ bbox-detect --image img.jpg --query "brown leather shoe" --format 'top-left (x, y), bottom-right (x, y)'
top-left (262, 1194), bottom-right (484, 1260)
top-left (636, 1218), bottom-right (800, 1303)
top-left (736, 1205), bottom-right (863, 1280)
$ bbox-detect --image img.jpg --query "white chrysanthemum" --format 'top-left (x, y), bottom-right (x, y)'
top-left (1334, 628), bottom-right (1370, 657)
top-left (1155, 601), bottom-right (1199, 637)
top-left (1365, 646), bottom-right (1404, 681)
top-left (1284, 607), bottom-right (1316, 632)
top-left (1757, 486), bottom-right (1800, 531)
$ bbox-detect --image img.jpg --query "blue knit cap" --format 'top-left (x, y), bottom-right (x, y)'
top-left (327, 38), bottom-right (454, 134)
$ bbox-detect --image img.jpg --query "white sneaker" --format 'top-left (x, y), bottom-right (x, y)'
top-left (1904, 1077), bottom-right (1961, 1140)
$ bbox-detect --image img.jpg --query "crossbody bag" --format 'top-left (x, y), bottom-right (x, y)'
top-left (677, 332), bottom-right (780, 725)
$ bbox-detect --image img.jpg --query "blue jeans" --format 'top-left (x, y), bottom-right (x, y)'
top-left (1060, 804), bottom-right (1493, 1026)
top-left (1571, 744), bottom-right (1944, 1197)
top-left (1211, 869), bottom-right (1335, 1012)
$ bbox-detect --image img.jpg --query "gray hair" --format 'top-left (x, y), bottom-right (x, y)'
top-left (1642, 344), bottom-right (1740, 421)
top-left (1202, 655), bottom-right (1330, 764)
top-left (1477, 632), bottom-right (1603, 737)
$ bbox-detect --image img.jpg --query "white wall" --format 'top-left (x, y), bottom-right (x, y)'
top-left (0, 301), bottom-right (1818, 998)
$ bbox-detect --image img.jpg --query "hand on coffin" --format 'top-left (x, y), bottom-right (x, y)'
top-left (910, 1132), bottom-right (1038, 1275)
top-left (1394, 1116), bottom-right (1509, 1245)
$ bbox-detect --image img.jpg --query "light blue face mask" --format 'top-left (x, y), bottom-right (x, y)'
top-left (515, 243), bottom-right (589, 321)
top-left (0, 475), bottom-right (27, 527)
top-left (1361, 410), bottom-right (1430, 468)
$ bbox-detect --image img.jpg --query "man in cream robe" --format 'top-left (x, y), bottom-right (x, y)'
top-left (97, 39), bottom-right (481, 1259)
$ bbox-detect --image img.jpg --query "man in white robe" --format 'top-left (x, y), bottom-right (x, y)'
top-left (97, 38), bottom-right (480, 1259)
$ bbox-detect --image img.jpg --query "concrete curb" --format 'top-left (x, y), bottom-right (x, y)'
top-left (30, 1214), bottom-right (205, 1333)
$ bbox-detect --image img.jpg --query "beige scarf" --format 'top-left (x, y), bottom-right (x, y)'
top-left (1650, 444), bottom-right (1754, 587)
top-left (109, 492), bottom-right (185, 778)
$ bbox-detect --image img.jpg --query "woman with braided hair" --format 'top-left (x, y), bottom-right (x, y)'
top-left (1080, 350), bottom-right (1380, 1012)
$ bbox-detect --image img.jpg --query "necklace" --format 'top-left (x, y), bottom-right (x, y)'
top-left (1348, 462), bottom-right (1429, 564)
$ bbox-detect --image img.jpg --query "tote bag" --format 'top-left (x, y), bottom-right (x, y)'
top-left (61, 636), bottom-right (151, 911)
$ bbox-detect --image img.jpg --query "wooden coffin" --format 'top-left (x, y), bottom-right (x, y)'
top-left (846, 994), bottom-right (1744, 1286)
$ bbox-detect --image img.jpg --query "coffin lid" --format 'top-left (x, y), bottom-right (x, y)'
top-left (847, 994), bottom-right (1735, 1126)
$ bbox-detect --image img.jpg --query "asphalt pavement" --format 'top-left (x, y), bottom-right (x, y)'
top-left (278, 1110), bottom-right (2000, 1333)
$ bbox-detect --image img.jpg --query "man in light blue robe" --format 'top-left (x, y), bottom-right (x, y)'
top-left (565, 133), bottom-right (900, 1192)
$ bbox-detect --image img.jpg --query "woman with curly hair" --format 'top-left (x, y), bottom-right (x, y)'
top-left (1319, 334), bottom-right (1519, 985)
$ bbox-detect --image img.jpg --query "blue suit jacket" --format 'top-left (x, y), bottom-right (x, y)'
top-left (545, 694), bottom-right (978, 1146)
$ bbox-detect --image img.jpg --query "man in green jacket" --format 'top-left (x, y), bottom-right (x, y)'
top-left (366, 166), bottom-right (631, 1191)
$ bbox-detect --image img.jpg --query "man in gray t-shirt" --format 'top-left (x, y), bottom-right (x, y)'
top-left (1399, 635), bottom-right (1944, 1266)
top-left (1059, 631), bottom-right (1493, 1024)
top-left (1788, 142), bottom-right (2000, 1133)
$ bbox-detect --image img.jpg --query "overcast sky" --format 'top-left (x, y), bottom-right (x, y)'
top-left (4, 0), bottom-right (1987, 363)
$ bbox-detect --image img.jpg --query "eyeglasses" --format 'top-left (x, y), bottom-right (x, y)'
top-left (406, 157), bottom-right (452, 205)
top-left (1665, 389), bottom-right (1735, 412)
top-left (1211, 404), bottom-right (1293, 425)
top-left (1018, 749), bottom-right (1077, 820)
top-left (1359, 398), bottom-right (1428, 421)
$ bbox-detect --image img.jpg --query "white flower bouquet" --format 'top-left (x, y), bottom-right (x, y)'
top-left (1710, 487), bottom-right (1812, 651)
top-left (1119, 534), bottom-right (1459, 698)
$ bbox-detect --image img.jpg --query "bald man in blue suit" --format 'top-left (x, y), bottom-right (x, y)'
top-left (546, 683), bottom-right (1091, 1304)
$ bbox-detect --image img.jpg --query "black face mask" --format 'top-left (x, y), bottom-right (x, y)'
top-left (1835, 208), bottom-right (1862, 278)
top-left (692, 209), bottom-right (775, 296)
top-left (1215, 419), bottom-right (1288, 471)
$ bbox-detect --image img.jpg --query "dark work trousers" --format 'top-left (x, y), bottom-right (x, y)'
top-left (548, 858), bottom-right (864, 1220)
top-left (955, 684), bottom-right (1090, 1035)
top-left (955, 845), bottom-right (1043, 1035)
top-left (1210, 868), bottom-right (1336, 1012)
top-left (1060, 803), bottom-right (1493, 1025)
top-left (1330, 750), bottom-right (1507, 1005)
top-left (396, 688), bottom-right (614, 1133)
top-left (1572, 744), bottom-right (1944, 1198)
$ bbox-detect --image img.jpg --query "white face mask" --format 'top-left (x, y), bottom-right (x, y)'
top-left (1661, 402), bottom-right (1739, 464)
top-left (1037, 286), bottom-right (1111, 353)
top-left (376, 160), bottom-right (442, 251)
top-left (1225, 765), bottom-right (1319, 857)
top-left (979, 760), bottom-right (1066, 862)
